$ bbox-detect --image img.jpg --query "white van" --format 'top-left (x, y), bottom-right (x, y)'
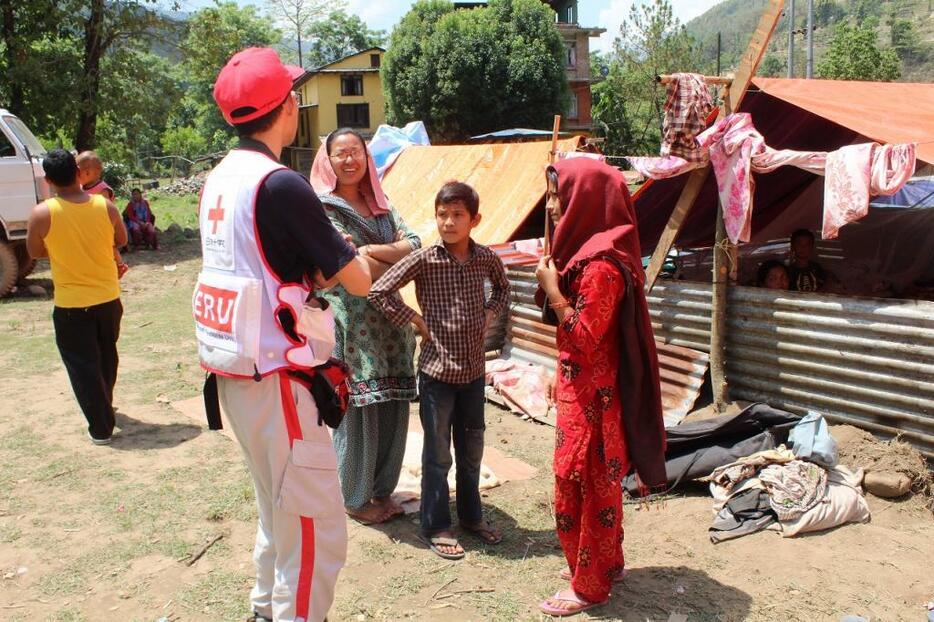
top-left (0, 109), bottom-right (50, 296)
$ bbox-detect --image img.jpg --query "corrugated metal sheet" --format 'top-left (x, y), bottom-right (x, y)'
top-left (381, 137), bottom-right (583, 248)
top-left (493, 261), bottom-right (709, 423)
top-left (648, 280), bottom-right (934, 459)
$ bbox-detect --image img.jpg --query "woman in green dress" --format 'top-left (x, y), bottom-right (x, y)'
top-left (309, 128), bottom-right (420, 524)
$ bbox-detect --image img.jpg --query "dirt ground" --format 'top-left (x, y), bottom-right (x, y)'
top-left (1, 237), bottom-right (933, 622)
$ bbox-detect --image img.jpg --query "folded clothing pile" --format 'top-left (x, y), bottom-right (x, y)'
top-left (706, 412), bottom-right (871, 543)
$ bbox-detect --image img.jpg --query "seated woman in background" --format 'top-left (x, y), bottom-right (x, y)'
top-left (758, 259), bottom-right (790, 290)
top-left (124, 188), bottom-right (158, 250)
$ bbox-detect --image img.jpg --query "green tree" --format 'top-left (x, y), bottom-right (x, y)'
top-left (592, 0), bottom-right (698, 157)
top-left (758, 53), bottom-right (784, 77)
top-left (178, 2), bottom-right (280, 152)
top-left (383, 0), bottom-right (567, 141)
top-left (814, 0), bottom-right (846, 27)
top-left (890, 19), bottom-right (922, 61)
top-left (305, 9), bottom-right (385, 68)
top-left (265, 0), bottom-right (332, 68)
top-left (817, 22), bottom-right (900, 81)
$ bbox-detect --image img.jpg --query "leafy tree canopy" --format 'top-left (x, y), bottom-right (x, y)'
top-left (305, 9), bottom-right (385, 68)
top-left (383, 0), bottom-right (568, 141)
top-left (817, 22), bottom-right (901, 81)
top-left (592, 0), bottom-right (698, 157)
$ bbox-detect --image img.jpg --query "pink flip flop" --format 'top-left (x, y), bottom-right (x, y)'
top-left (539, 589), bottom-right (606, 617)
top-left (559, 567), bottom-right (628, 583)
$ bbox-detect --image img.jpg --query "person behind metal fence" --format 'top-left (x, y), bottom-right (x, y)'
top-left (534, 158), bottom-right (666, 617)
top-left (26, 149), bottom-right (128, 445)
top-left (308, 128), bottom-right (421, 526)
top-left (368, 181), bottom-right (509, 560)
top-left (193, 46), bottom-right (371, 622)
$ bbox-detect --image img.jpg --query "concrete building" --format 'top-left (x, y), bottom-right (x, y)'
top-left (545, 1), bottom-right (605, 132)
top-left (285, 47), bottom-right (386, 172)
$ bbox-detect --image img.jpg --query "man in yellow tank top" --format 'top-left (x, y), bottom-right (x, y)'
top-left (26, 149), bottom-right (128, 445)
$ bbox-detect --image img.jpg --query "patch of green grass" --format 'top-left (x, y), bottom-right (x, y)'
top-left (385, 572), bottom-right (426, 601)
top-left (147, 192), bottom-right (199, 229)
top-left (0, 523), bottom-right (23, 543)
top-left (175, 569), bottom-right (252, 621)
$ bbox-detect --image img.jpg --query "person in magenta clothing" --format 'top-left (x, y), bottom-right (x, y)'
top-left (124, 188), bottom-right (158, 250)
top-left (535, 158), bottom-right (666, 617)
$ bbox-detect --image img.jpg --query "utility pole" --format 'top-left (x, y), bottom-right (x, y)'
top-left (716, 32), bottom-right (722, 76)
top-left (787, 0), bottom-right (796, 78)
top-left (806, 0), bottom-right (814, 78)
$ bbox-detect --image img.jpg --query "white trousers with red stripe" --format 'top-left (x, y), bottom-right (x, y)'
top-left (218, 373), bottom-right (347, 622)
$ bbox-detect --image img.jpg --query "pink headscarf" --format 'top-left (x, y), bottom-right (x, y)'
top-left (308, 133), bottom-right (390, 216)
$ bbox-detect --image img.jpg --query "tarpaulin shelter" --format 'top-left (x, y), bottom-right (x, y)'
top-left (633, 78), bottom-right (934, 251)
top-left (381, 137), bottom-right (582, 246)
top-left (634, 78), bottom-right (934, 460)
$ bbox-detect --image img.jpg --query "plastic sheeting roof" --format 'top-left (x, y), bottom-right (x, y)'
top-left (753, 78), bottom-right (934, 166)
top-left (634, 78), bottom-right (934, 251)
top-left (381, 137), bottom-right (582, 246)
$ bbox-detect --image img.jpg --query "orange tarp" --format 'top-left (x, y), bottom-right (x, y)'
top-left (381, 137), bottom-right (582, 246)
top-left (752, 77), bottom-right (934, 165)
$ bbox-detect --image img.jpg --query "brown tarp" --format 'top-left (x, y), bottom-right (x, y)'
top-left (381, 137), bottom-right (583, 246)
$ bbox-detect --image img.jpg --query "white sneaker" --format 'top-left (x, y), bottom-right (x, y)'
top-left (87, 431), bottom-right (112, 446)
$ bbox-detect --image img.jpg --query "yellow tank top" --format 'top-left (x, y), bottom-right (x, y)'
top-left (44, 195), bottom-right (120, 308)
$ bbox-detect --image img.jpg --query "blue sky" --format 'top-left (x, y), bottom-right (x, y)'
top-left (174, 1), bottom-right (725, 52)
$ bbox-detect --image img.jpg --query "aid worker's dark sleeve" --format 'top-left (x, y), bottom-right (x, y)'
top-left (255, 169), bottom-right (357, 283)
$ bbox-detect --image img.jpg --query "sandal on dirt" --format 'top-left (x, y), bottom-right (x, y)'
top-left (460, 519), bottom-right (502, 544)
top-left (539, 589), bottom-right (606, 617)
top-left (560, 567), bottom-right (628, 582)
top-left (372, 496), bottom-right (405, 518)
top-left (418, 533), bottom-right (465, 560)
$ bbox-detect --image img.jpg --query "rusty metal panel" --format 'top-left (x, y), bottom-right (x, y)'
top-left (496, 263), bottom-right (708, 422)
top-left (647, 280), bottom-right (934, 460)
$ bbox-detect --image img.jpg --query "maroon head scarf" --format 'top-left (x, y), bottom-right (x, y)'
top-left (542, 158), bottom-right (667, 490)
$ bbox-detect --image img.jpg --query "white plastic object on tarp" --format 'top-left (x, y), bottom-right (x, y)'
top-left (368, 121), bottom-right (430, 179)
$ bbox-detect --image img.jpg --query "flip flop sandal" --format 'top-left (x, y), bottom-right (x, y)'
top-left (559, 567), bottom-right (628, 582)
top-left (460, 520), bottom-right (503, 544)
top-left (418, 534), bottom-right (465, 560)
top-left (539, 590), bottom-right (606, 617)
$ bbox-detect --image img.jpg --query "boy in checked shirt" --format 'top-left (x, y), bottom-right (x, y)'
top-left (368, 181), bottom-right (509, 560)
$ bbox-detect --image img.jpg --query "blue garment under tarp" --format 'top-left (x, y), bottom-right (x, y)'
top-left (368, 121), bottom-right (430, 179)
top-left (870, 176), bottom-right (934, 209)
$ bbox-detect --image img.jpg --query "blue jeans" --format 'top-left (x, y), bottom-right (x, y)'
top-left (418, 372), bottom-right (486, 535)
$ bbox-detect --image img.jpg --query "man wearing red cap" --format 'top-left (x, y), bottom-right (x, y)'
top-left (194, 47), bottom-right (371, 622)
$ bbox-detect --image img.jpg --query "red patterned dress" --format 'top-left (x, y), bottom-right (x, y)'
top-left (553, 257), bottom-right (630, 604)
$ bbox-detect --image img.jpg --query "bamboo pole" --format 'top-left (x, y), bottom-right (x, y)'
top-left (544, 114), bottom-right (561, 255)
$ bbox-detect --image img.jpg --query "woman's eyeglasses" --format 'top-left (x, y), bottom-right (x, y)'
top-left (329, 148), bottom-right (365, 161)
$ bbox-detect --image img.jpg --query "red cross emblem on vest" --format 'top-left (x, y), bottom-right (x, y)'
top-left (207, 196), bottom-right (225, 235)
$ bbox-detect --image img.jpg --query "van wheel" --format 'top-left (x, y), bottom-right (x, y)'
top-left (0, 242), bottom-right (18, 298)
top-left (13, 244), bottom-right (36, 282)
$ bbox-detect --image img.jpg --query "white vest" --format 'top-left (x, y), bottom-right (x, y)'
top-left (192, 149), bottom-right (334, 378)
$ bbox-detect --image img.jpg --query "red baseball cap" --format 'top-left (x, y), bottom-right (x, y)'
top-left (213, 47), bottom-right (305, 125)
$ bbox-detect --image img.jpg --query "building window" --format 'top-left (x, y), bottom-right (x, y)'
top-left (337, 103), bottom-right (370, 128)
top-left (565, 42), bottom-right (577, 69)
top-left (567, 93), bottom-right (579, 120)
top-left (341, 74), bottom-right (364, 96)
top-left (370, 54), bottom-right (381, 68)
top-left (565, 5), bottom-right (574, 23)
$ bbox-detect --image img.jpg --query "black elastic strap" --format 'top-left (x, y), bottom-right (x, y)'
top-left (203, 373), bottom-right (223, 430)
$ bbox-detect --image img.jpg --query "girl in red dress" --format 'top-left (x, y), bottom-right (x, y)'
top-left (535, 158), bottom-right (667, 616)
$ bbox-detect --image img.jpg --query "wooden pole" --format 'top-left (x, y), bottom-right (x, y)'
top-left (544, 114), bottom-right (561, 255)
top-left (709, 90), bottom-right (735, 412)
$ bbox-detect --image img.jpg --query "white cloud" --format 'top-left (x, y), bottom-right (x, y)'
top-left (343, 1), bottom-right (409, 32)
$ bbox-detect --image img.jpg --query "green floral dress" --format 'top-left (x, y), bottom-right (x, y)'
top-left (319, 195), bottom-right (420, 406)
